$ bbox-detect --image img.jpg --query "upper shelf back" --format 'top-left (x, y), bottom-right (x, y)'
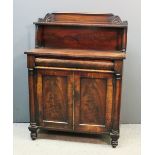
top-left (34, 13), bottom-right (128, 51)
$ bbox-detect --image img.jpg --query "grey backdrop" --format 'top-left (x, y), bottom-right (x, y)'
top-left (13, 0), bottom-right (141, 123)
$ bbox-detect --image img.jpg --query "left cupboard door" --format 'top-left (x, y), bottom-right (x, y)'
top-left (36, 69), bottom-right (73, 131)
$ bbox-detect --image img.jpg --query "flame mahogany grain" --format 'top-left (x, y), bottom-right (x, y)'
top-left (25, 13), bottom-right (128, 148)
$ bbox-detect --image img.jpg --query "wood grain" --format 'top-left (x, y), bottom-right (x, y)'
top-left (43, 75), bottom-right (68, 122)
top-left (42, 26), bottom-right (121, 50)
top-left (35, 58), bottom-right (114, 70)
top-left (34, 13), bottom-right (127, 28)
top-left (80, 78), bottom-right (107, 125)
top-left (74, 71), bottom-right (113, 133)
top-left (25, 13), bottom-right (128, 147)
top-left (25, 48), bottom-right (126, 60)
top-left (36, 69), bottom-right (73, 130)
top-left (28, 69), bottom-right (35, 123)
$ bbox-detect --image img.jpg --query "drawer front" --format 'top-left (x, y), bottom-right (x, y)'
top-left (35, 58), bottom-right (114, 71)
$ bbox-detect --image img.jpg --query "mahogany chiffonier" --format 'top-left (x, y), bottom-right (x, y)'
top-left (24, 13), bottom-right (128, 148)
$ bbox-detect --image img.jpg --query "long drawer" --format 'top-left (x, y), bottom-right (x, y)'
top-left (35, 58), bottom-right (114, 70)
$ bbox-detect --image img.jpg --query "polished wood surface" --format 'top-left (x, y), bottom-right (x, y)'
top-left (25, 13), bottom-right (128, 148)
top-left (36, 69), bottom-right (73, 130)
top-left (74, 72), bottom-right (113, 134)
top-left (34, 13), bottom-right (127, 51)
top-left (25, 48), bottom-right (126, 60)
top-left (34, 13), bottom-right (127, 27)
top-left (35, 58), bottom-right (114, 70)
top-left (43, 76), bottom-right (68, 122)
top-left (40, 26), bottom-right (122, 50)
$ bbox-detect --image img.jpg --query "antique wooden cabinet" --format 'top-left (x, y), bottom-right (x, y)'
top-left (25, 13), bottom-right (128, 148)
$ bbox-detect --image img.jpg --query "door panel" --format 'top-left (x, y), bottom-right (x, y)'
top-left (36, 69), bottom-right (73, 130)
top-left (43, 76), bottom-right (68, 122)
top-left (74, 72), bottom-right (113, 133)
top-left (80, 78), bottom-right (107, 125)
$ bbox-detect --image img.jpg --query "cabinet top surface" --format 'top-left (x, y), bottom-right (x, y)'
top-left (25, 48), bottom-right (126, 60)
top-left (34, 12), bottom-right (128, 28)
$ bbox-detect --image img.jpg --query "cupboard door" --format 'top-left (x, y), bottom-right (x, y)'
top-left (74, 72), bottom-right (113, 133)
top-left (36, 69), bottom-right (73, 130)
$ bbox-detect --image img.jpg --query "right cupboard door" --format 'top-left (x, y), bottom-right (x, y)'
top-left (74, 71), bottom-right (114, 134)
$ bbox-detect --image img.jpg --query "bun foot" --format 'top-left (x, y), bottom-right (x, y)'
top-left (31, 131), bottom-right (37, 140)
top-left (111, 139), bottom-right (118, 148)
top-left (110, 130), bottom-right (119, 148)
top-left (28, 124), bottom-right (38, 140)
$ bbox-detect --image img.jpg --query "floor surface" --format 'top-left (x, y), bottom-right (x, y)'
top-left (14, 123), bottom-right (140, 155)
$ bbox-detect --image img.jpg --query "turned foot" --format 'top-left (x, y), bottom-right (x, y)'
top-left (111, 136), bottom-right (118, 148)
top-left (28, 124), bottom-right (38, 140)
top-left (30, 131), bottom-right (37, 140)
top-left (110, 130), bottom-right (119, 148)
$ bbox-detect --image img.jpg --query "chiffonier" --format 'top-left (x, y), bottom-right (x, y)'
top-left (24, 13), bottom-right (128, 148)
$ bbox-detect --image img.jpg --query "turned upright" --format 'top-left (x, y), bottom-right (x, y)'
top-left (25, 13), bottom-right (128, 148)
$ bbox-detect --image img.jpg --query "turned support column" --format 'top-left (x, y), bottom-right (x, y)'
top-left (27, 55), bottom-right (38, 140)
top-left (110, 60), bottom-right (123, 148)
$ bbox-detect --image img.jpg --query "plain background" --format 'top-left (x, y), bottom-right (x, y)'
top-left (13, 0), bottom-right (141, 123)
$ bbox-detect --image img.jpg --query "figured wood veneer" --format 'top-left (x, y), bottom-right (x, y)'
top-left (25, 13), bottom-right (128, 148)
top-left (35, 58), bottom-right (114, 70)
top-left (43, 76), bottom-right (68, 122)
top-left (80, 78), bottom-right (107, 125)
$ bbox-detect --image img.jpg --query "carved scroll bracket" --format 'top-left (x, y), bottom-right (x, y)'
top-left (38, 13), bottom-right (55, 22)
top-left (111, 16), bottom-right (122, 24)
